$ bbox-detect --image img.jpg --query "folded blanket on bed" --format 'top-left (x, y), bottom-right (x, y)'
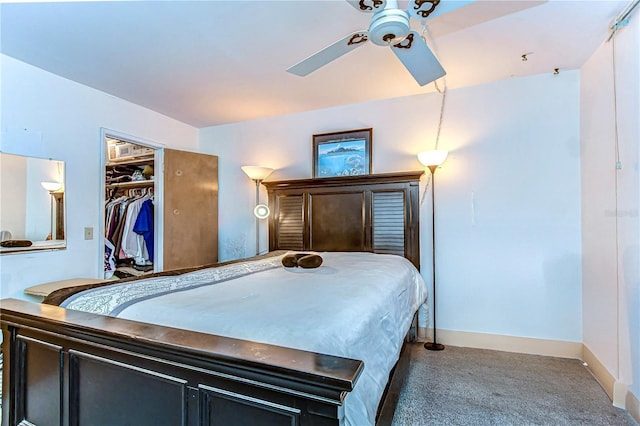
top-left (45, 250), bottom-right (288, 306)
top-left (61, 254), bottom-right (286, 315)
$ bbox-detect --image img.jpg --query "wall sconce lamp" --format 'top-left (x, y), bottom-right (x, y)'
top-left (241, 166), bottom-right (274, 256)
top-left (417, 149), bottom-right (448, 351)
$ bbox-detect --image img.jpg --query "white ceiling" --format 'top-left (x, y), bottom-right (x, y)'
top-left (0, 0), bottom-right (625, 128)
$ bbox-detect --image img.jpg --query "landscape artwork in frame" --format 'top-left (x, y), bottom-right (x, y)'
top-left (313, 128), bottom-right (372, 178)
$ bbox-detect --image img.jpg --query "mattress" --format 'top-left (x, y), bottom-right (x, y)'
top-left (61, 251), bottom-right (427, 425)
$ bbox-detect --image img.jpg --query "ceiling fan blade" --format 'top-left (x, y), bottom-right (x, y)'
top-left (287, 31), bottom-right (369, 77)
top-left (391, 31), bottom-right (445, 86)
top-left (406, 0), bottom-right (476, 21)
top-left (345, 0), bottom-right (387, 13)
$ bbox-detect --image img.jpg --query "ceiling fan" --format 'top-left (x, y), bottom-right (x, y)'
top-left (287, 0), bottom-right (476, 86)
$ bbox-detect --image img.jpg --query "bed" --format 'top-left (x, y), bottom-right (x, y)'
top-left (1, 171), bottom-right (425, 426)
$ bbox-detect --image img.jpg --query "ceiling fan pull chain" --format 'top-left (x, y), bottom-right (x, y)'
top-left (416, 18), bottom-right (447, 94)
top-left (434, 87), bottom-right (447, 149)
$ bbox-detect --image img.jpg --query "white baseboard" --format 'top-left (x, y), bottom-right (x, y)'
top-left (581, 344), bottom-right (615, 400)
top-left (417, 327), bottom-right (583, 359)
top-left (625, 388), bottom-right (640, 424)
top-left (582, 344), bottom-right (640, 424)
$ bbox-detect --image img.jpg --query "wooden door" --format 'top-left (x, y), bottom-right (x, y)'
top-left (163, 149), bottom-right (218, 270)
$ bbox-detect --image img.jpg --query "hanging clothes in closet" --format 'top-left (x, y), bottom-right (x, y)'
top-left (120, 189), bottom-right (153, 264)
top-left (104, 188), bottom-right (154, 276)
top-left (133, 198), bottom-right (154, 262)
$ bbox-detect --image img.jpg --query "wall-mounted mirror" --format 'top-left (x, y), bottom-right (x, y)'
top-left (0, 152), bottom-right (66, 253)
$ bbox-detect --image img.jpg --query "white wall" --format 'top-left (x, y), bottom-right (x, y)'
top-left (581, 9), bottom-right (639, 413)
top-left (0, 153), bottom-right (27, 239)
top-left (199, 71), bottom-right (583, 343)
top-left (0, 55), bottom-right (199, 301)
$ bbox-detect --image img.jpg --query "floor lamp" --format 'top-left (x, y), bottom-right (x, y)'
top-left (41, 181), bottom-right (63, 240)
top-left (417, 150), bottom-right (448, 351)
top-left (241, 166), bottom-right (274, 256)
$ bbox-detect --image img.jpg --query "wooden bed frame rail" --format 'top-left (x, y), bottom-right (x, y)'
top-left (1, 299), bottom-right (363, 426)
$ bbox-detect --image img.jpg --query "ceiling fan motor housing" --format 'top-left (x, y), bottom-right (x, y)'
top-left (368, 8), bottom-right (410, 45)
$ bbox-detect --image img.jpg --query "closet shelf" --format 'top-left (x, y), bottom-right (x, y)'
top-left (106, 180), bottom-right (154, 189)
top-left (106, 157), bottom-right (153, 168)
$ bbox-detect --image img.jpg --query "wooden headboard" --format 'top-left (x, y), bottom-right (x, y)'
top-left (263, 171), bottom-right (424, 269)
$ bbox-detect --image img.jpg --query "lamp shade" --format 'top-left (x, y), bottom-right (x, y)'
top-left (241, 166), bottom-right (274, 181)
top-left (41, 181), bottom-right (63, 192)
top-left (417, 150), bottom-right (448, 167)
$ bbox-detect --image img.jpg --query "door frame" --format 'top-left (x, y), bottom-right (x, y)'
top-left (99, 128), bottom-right (165, 278)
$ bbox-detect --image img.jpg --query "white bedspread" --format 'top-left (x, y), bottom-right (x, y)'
top-left (62, 252), bottom-right (427, 425)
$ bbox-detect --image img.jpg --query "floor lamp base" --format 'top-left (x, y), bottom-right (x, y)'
top-left (424, 342), bottom-right (445, 351)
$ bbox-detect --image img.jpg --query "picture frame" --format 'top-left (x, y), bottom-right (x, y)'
top-left (312, 128), bottom-right (372, 178)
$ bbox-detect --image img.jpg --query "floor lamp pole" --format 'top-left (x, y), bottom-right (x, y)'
top-left (48, 192), bottom-right (54, 240)
top-left (241, 166), bottom-right (274, 257)
top-left (254, 179), bottom-right (261, 256)
top-left (425, 165), bottom-right (445, 351)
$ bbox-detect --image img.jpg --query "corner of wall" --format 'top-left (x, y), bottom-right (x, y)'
top-left (582, 343), bottom-right (615, 400)
top-left (583, 343), bottom-right (640, 422)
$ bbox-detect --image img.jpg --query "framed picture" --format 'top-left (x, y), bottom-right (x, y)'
top-left (312, 128), bottom-right (372, 178)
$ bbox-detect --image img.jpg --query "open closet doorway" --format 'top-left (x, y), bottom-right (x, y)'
top-left (100, 129), bottom-right (218, 280)
top-left (100, 129), bottom-right (164, 280)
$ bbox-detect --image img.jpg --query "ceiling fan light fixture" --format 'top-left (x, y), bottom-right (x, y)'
top-left (368, 8), bottom-right (410, 45)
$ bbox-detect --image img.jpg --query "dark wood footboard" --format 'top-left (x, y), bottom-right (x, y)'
top-left (1, 299), bottom-right (363, 426)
